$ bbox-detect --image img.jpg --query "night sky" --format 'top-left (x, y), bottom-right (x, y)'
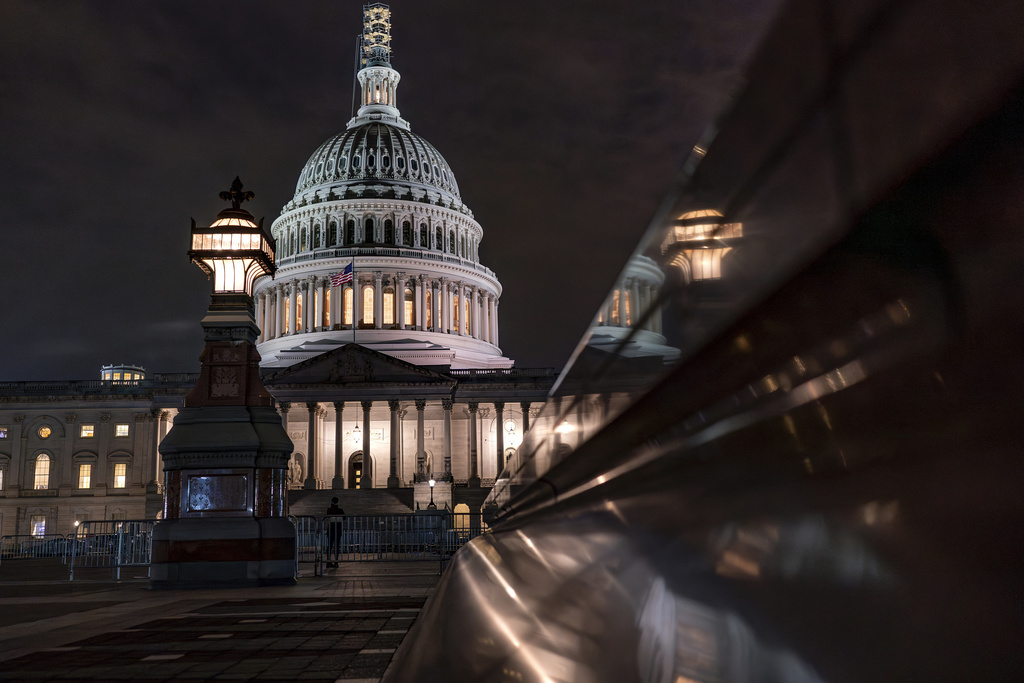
top-left (0, 0), bottom-right (779, 381)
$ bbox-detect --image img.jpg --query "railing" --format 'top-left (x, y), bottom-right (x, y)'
top-left (0, 534), bottom-right (73, 564)
top-left (0, 374), bottom-right (198, 396)
top-left (3, 514), bottom-right (482, 580)
top-left (68, 520), bottom-right (156, 580)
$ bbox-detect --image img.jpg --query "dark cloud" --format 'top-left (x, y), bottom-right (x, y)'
top-left (0, 0), bottom-right (780, 380)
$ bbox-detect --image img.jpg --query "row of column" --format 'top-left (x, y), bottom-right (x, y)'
top-left (256, 274), bottom-right (499, 345)
top-left (280, 399), bottom-right (531, 489)
top-left (601, 278), bottom-right (662, 333)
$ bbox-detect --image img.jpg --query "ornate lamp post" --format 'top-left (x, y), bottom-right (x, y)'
top-left (151, 178), bottom-right (295, 588)
top-left (428, 477), bottom-right (437, 510)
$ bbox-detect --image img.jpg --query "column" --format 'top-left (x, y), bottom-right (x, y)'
top-left (492, 300), bottom-right (500, 348)
top-left (396, 273), bottom-right (406, 329)
top-left (415, 399), bottom-right (426, 478)
top-left (255, 293), bottom-right (265, 342)
top-left (361, 401), bottom-right (372, 488)
top-left (494, 401), bottom-right (505, 477)
top-left (456, 283), bottom-right (465, 336)
top-left (471, 287), bottom-right (480, 339)
top-left (275, 285), bottom-right (285, 338)
top-left (288, 282), bottom-right (298, 335)
top-left (279, 402), bottom-right (291, 485)
top-left (431, 279), bottom-right (440, 332)
top-left (306, 278), bottom-right (316, 331)
top-left (387, 400), bottom-right (400, 488)
top-left (630, 278), bottom-right (641, 328)
top-left (314, 277), bottom-right (325, 330)
top-left (618, 281), bottom-right (628, 328)
top-left (467, 402), bottom-right (480, 487)
top-left (520, 402), bottom-right (532, 433)
top-left (332, 402), bottom-right (345, 489)
top-left (439, 279), bottom-right (448, 333)
top-left (414, 275), bottom-right (424, 331)
top-left (304, 402), bottom-right (320, 490)
top-left (481, 293), bottom-right (490, 343)
top-left (373, 271), bottom-right (383, 329)
top-left (442, 398), bottom-right (453, 478)
top-left (263, 290), bottom-right (273, 340)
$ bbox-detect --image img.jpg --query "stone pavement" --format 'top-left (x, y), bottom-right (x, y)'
top-left (0, 559), bottom-right (439, 681)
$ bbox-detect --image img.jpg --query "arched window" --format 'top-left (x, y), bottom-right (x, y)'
top-left (449, 230), bottom-right (456, 254)
top-left (344, 287), bottom-right (354, 325)
top-left (404, 288), bottom-right (415, 326)
top-left (284, 298), bottom-right (290, 334)
top-left (384, 219), bottom-right (394, 244)
top-left (383, 287), bottom-right (395, 325)
top-left (453, 294), bottom-right (459, 332)
top-left (402, 221), bottom-right (413, 246)
top-left (420, 223), bottom-right (428, 247)
top-left (296, 293), bottom-right (304, 333)
top-left (460, 234), bottom-right (466, 258)
top-left (464, 298), bottom-right (470, 334)
top-left (345, 220), bottom-right (355, 244)
top-left (34, 453), bottom-right (50, 490)
top-left (425, 290), bottom-right (432, 327)
top-left (362, 286), bottom-right (374, 326)
top-left (314, 224), bottom-right (322, 248)
top-left (291, 230), bottom-right (298, 254)
top-left (365, 218), bottom-right (375, 243)
top-left (323, 289), bottom-right (331, 328)
top-left (435, 226), bottom-right (442, 250)
top-left (300, 227), bottom-right (308, 251)
top-left (328, 221), bottom-right (338, 245)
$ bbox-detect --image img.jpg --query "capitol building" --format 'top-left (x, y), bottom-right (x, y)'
top-left (0, 4), bottom-right (572, 537)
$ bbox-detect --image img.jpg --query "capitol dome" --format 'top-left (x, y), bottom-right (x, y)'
top-left (294, 123), bottom-right (462, 206)
top-left (252, 7), bottom-right (512, 371)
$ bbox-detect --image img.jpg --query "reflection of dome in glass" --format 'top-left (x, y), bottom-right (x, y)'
top-left (294, 122), bottom-right (461, 203)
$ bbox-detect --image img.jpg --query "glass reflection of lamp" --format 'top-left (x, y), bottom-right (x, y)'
top-left (556, 420), bottom-right (574, 435)
top-left (428, 477), bottom-right (437, 509)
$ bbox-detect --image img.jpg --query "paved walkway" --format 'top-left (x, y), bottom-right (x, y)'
top-left (0, 560), bottom-right (438, 681)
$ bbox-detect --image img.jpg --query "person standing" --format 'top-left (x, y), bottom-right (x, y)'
top-left (325, 497), bottom-right (345, 568)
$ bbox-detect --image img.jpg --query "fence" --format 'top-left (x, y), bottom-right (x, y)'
top-left (299, 512), bottom-right (483, 576)
top-left (68, 520), bottom-right (156, 580)
top-left (3, 514), bottom-right (481, 580)
top-left (0, 534), bottom-right (73, 565)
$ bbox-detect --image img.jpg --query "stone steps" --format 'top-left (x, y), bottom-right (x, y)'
top-left (287, 488), bottom-right (414, 518)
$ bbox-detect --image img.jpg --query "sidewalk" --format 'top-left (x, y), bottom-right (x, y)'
top-left (0, 560), bottom-right (438, 681)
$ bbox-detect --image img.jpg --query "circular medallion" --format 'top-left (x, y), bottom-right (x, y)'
top-left (38, 425), bottom-right (51, 439)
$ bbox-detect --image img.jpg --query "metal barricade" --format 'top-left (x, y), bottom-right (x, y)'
top-left (0, 534), bottom-right (73, 565)
top-left (290, 515), bottom-right (321, 576)
top-left (68, 520), bottom-right (155, 580)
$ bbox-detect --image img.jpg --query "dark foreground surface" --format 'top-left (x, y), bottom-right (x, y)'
top-left (0, 559), bottom-right (438, 682)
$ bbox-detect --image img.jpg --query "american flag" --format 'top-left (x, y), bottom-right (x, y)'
top-left (330, 262), bottom-right (353, 287)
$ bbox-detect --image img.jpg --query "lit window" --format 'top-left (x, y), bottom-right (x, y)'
top-left (296, 293), bottom-right (304, 333)
top-left (78, 464), bottom-right (92, 489)
top-left (404, 288), bottom-right (414, 326)
top-left (611, 291), bottom-right (621, 324)
top-left (425, 290), bottom-right (432, 327)
top-left (115, 424), bottom-right (129, 438)
top-left (284, 299), bottom-right (290, 334)
top-left (323, 289), bottom-right (331, 327)
top-left (0, 468), bottom-right (4, 490)
top-left (0, 427), bottom-right (7, 439)
top-left (453, 295), bottom-right (460, 331)
top-left (113, 372), bottom-right (121, 381)
top-left (30, 515), bottom-right (45, 537)
top-left (383, 289), bottom-right (395, 325)
top-left (464, 299), bottom-right (470, 334)
top-left (80, 424), bottom-right (95, 438)
top-left (37, 426), bottom-right (51, 439)
top-left (113, 463), bottom-right (127, 489)
top-left (344, 287), bottom-right (353, 325)
top-left (34, 454), bottom-right (50, 490)
top-left (363, 286), bottom-right (374, 325)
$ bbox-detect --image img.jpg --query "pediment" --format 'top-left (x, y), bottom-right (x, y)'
top-left (263, 344), bottom-right (454, 388)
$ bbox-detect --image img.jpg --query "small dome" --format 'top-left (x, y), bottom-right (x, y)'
top-left (294, 122), bottom-right (461, 202)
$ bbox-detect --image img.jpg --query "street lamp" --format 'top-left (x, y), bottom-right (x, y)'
top-left (188, 177), bottom-right (275, 297)
top-left (428, 477), bottom-right (436, 509)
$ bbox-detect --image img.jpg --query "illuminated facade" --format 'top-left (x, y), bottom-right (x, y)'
top-left (0, 4), bottom-right (553, 536)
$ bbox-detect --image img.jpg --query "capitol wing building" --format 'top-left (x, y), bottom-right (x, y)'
top-left (0, 4), bottom-right (555, 538)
